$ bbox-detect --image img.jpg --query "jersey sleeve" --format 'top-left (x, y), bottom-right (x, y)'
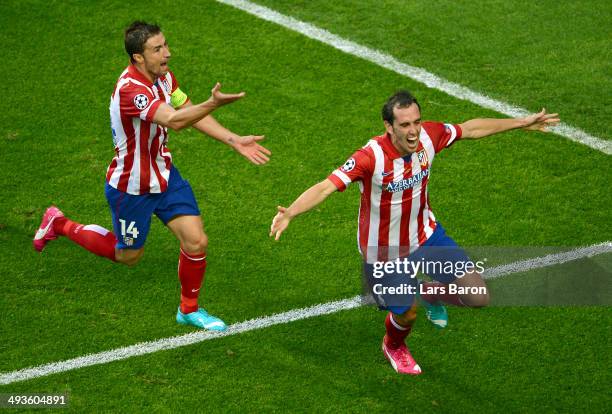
top-left (119, 82), bottom-right (162, 122)
top-left (327, 148), bottom-right (373, 192)
top-left (423, 121), bottom-right (463, 153)
top-left (167, 71), bottom-right (189, 108)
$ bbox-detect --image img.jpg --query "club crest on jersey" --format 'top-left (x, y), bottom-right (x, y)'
top-left (161, 78), bottom-right (170, 92)
top-left (417, 149), bottom-right (429, 167)
top-left (384, 169), bottom-right (429, 193)
top-left (133, 94), bottom-right (149, 110)
top-left (341, 158), bottom-right (356, 173)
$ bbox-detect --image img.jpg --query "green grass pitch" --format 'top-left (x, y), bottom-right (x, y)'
top-left (0, 0), bottom-right (610, 412)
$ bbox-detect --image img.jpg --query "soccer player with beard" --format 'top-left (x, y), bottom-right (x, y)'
top-left (270, 91), bottom-right (558, 374)
top-left (33, 21), bottom-right (271, 330)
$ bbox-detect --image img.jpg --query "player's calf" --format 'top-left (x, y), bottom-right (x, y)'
top-left (34, 206), bottom-right (119, 262)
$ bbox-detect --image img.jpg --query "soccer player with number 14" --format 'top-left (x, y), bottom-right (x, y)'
top-left (34, 22), bottom-right (271, 330)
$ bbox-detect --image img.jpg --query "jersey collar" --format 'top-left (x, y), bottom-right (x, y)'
top-left (127, 64), bottom-right (155, 87)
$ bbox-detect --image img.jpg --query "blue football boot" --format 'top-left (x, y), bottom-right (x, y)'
top-left (418, 292), bottom-right (449, 329)
top-left (176, 308), bottom-right (227, 331)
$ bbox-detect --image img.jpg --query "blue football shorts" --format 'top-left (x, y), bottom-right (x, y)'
top-left (362, 222), bottom-right (472, 314)
top-left (105, 166), bottom-right (201, 250)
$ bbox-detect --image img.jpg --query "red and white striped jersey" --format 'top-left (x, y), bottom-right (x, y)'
top-left (106, 65), bottom-right (185, 195)
top-left (327, 122), bottom-right (462, 261)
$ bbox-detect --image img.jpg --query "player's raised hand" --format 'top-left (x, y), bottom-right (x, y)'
top-left (522, 108), bottom-right (560, 132)
top-left (232, 135), bottom-right (272, 165)
top-left (210, 82), bottom-right (245, 107)
top-left (270, 206), bottom-right (291, 241)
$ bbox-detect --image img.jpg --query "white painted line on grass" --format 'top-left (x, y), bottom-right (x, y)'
top-left (216, 0), bottom-right (611, 155)
top-left (1, 242), bottom-right (610, 385)
top-left (483, 241), bottom-right (612, 279)
top-left (0, 297), bottom-right (363, 385)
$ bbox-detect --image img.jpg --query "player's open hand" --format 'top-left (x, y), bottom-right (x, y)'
top-left (522, 108), bottom-right (560, 132)
top-left (210, 82), bottom-right (245, 107)
top-left (232, 135), bottom-right (271, 165)
top-left (270, 206), bottom-right (291, 241)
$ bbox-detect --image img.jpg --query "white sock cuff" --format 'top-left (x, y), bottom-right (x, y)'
top-left (389, 314), bottom-right (410, 331)
top-left (180, 249), bottom-right (207, 261)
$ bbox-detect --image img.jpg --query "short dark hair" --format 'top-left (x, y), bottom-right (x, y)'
top-left (381, 90), bottom-right (421, 124)
top-left (124, 21), bottom-right (162, 63)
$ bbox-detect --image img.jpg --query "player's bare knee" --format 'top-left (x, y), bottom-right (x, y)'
top-left (474, 289), bottom-right (490, 307)
top-left (115, 248), bottom-right (144, 266)
top-left (182, 234), bottom-right (208, 255)
top-left (460, 289), bottom-right (490, 308)
top-left (456, 272), bottom-right (489, 307)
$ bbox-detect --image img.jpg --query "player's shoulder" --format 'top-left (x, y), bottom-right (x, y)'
top-left (116, 67), bottom-right (150, 89)
top-left (117, 76), bottom-right (152, 98)
top-left (363, 133), bottom-right (392, 157)
top-left (422, 121), bottom-right (453, 139)
top-left (422, 121), bottom-right (445, 132)
top-left (367, 133), bottom-right (387, 148)
top-left (359, 136), bottom-right (382, 156)
top-left (348, 136), bottom-right (378, 167)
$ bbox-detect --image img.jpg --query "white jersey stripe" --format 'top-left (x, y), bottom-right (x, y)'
top-left (408, 155), bottom-right (422, 253)
top-left (158, 134), bottom-right (171, 190)
top-left (356, 180), bottom-right (364, 255)
top-left (333, 170), bottom-right (352, 186)
top-left (130, 117), bottom-right (142, 192)
top-left (366, 141), bottom-right (384, 263)
top-left (420, 128), bottom-right (435, 164)
top-left (423, 189), bottom-right (434, 240)
top-left (387, 158), bottom-right (405, 260)
top-left (128, 78), bottom-right (153, 95)
top-left (419, 131), bottom-right (436, 240)
top-left (140, 98), bottom-right (160, 121)
top-left (108, 91), bottom-right (126, 189)
top-left (444, 123), bottom-right (458, 146)
top-left (148, 124), bottom-right (161, 193)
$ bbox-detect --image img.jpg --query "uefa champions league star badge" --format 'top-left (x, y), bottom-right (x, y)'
top-left (133, 94), bottom-right (149, 110)
top-left (341, 158), bottom-right (356, 172)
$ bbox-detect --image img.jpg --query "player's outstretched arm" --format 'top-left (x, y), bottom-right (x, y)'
top-left (186, 108), bottom-right (271, 165)
top-left (459, 108), bottom-right (560, 139)
top-left (270, 179), bottom-right (338, 241)
top-left (153, 82), bottom-right (245, 131)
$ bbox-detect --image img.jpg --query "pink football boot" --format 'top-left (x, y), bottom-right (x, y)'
top-left (382, 336), bottom-right (422, 375)
top-left (33, 206), bottom-right (64, 252)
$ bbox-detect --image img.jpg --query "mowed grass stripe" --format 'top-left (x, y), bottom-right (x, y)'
top-left (2, 242), bottom-right (609, 385)
top-left (215, 0), bottom-right (612, 154)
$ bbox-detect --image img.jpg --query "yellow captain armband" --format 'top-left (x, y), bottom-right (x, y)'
top-left (170, 88), bottom-right (188, 108)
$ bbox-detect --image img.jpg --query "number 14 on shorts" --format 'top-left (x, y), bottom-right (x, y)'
top-left (119, 219), bottom-right (139, 246)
